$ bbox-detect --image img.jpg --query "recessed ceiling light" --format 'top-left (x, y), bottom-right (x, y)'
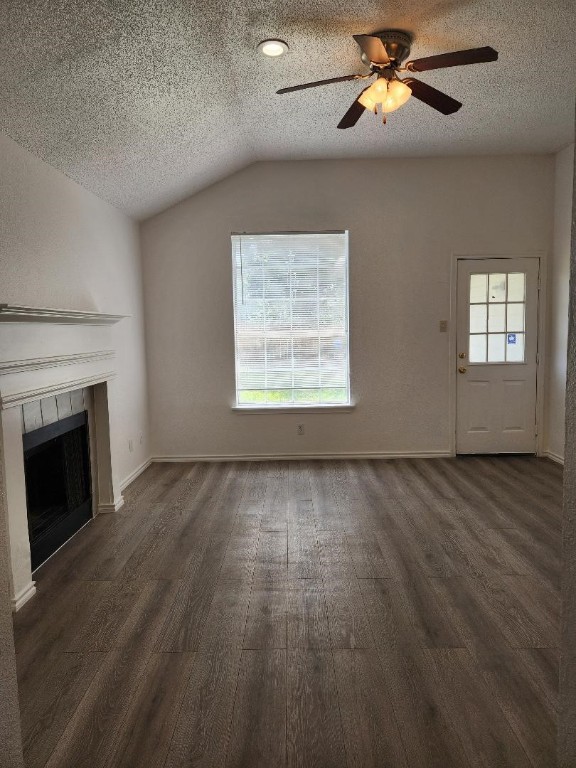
top-left (257, 39), bottom-right (289, 57)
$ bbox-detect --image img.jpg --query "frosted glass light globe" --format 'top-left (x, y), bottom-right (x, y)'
top-left (358, 91), bottom-right (378, 112)
top-left (371, 78), bottom-right (388, 99)
top-left (382, 80), bottom-right (412, 113)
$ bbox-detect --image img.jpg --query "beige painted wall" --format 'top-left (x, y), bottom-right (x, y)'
top-left (546, 144), bottom-right (575, 462)
top-left (141, 156), bottom-right (554, 459)
top-left (0, 133), bottom-right (149, 485)
top-left (559, 130), bottom-right (576, 767)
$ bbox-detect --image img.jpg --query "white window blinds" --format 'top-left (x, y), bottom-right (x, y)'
top-left (231, 232), bottom-right (350, 407)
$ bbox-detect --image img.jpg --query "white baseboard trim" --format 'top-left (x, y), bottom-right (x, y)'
top-left (120, 458), bottom-right (152, 491)
top-left (544, 451), bottom-right (565, 465)
top-left (12, 581), bottom-right (36, 612)
top-left (151, 450), bottom-right (452, 463)
top-left (98, 495), bottom-right (125, 513)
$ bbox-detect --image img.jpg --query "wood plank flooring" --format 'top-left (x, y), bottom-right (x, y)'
top-left (14, 457), bottom-right (562, 767)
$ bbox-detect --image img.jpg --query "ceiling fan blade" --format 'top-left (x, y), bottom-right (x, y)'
top-left (337, 87), bottom-right (372, 129)
top-left (403, 77), bottom-right (462, 114)
top-left (276, 73), bottom-right (371, 94)
top-left (406, 46), bottom-right (498, 72)
top-left (353, 34), bottom-right (390, 65)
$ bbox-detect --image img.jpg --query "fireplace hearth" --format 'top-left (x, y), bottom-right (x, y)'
top-left (23, 411), bottom-right (92, 570)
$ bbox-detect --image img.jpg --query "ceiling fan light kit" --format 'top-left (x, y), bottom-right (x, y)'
top-left (275, 29), bottom-right (498, 129)
top-left (358, 77), bottom-right (412, 114)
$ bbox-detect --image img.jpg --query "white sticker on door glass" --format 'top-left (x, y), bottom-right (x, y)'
top-left (506, 333), bottom-right (525, 362)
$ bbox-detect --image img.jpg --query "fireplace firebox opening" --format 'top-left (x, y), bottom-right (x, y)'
top-left (23, 410), bottom-right (92, 571)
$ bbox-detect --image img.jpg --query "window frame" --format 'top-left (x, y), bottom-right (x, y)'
top-left (230, 230), bottom-right (353, 412)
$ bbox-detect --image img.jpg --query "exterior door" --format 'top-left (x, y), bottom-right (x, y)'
top-left (456, 257), bottom-right (540, 454)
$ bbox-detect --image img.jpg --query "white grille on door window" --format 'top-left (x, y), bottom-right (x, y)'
top-left (468, 272), bottom-right (526, 363)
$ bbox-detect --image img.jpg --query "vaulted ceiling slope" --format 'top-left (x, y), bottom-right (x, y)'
top-left (1, 0), bottom-right (574, 219)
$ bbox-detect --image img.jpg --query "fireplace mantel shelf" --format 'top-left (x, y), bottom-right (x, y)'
top-left (0, 304), bottom-right (126, 325)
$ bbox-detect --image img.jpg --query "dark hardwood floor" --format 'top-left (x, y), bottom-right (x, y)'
top-left (13, 457), bottom-right (562, 767)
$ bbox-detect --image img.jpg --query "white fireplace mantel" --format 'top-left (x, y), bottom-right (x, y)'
top-left (0, 305), bottom-right (125, 610)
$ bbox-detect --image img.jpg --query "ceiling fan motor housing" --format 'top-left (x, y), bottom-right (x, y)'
top-left (361, 30), bottom-right (412, 67)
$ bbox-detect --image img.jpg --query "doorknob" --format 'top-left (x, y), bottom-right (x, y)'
top-left (458, 366), bottom-right (467, 374)
top-left (458, 352), bottom-right (466, 359)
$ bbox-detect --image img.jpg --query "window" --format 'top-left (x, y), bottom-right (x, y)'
top-left (468, 271), bottom-right (526, 363)
top-left (231, 232), bottom-right (350, 407)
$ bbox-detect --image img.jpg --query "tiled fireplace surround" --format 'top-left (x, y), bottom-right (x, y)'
top-left (0, 305), bottom-right (125, 610)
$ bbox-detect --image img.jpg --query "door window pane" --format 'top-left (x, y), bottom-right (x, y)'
top-left (470, 304), bottom-right (487, 333)
top-left (488, 274), bottom-right (506, 302)
top-left (470, 274), bottom-right (487, 303)
top-left (507, 303), bottom-right (525, 332)
top-left (488, 304), bottom-right (505, 332)
top-left (507, 273), bottom-right (525, 302)
top-left (469, 334), bottom-right (487, 362)
top-left (488, 333), bottom-right (506, 362)
top-left (506, 333), bottom-right (525, 362)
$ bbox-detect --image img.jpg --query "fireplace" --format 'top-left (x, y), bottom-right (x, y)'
top-left (23, 411), bottom-right (92, 570)
top-left (0, 303), bottom-right (125, 609)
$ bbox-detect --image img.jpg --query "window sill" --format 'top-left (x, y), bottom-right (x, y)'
top-left (232, 404), bottom-right (355, 415)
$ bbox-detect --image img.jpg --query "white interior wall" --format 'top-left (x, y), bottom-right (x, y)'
top-left (0, 133), bottom-right (149, 486)
top-left (545, 143), bottom-right (575, 463)
top-left (0, 423), bottom-right (24, 767)
top-left (558, 130), bottom-right (576, 768)
top-left (141, 156), bottom-right (554, 459)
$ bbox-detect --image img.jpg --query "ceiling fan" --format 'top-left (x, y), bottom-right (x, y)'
top-left (276, 30), bottom-right (498, 128)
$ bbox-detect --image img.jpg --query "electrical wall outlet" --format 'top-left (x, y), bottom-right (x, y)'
top-left (439, 319), bottom-right (448, 333)
top-left (297, 424), bottom-right (305, 435)
top-left (128, 439), bottom-right (134, 452)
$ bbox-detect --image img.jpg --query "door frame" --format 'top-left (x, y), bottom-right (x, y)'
top-left (448, 252), bottom-right (547, 457)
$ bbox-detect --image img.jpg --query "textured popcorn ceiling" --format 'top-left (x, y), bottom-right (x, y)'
top-left (1, 0), bottom-right (574, 218)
